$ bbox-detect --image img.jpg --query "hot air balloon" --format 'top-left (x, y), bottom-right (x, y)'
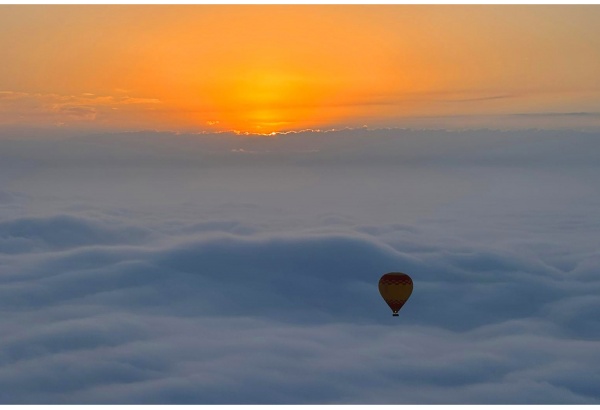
top-left (379, 272), bottom-right (413, 316)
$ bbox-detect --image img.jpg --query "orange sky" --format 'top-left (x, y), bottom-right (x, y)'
top-left (1, 5), bottom-right (600, 134)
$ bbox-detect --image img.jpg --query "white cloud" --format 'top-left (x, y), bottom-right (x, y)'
top-left (0, 128), bottom-right (599, 403)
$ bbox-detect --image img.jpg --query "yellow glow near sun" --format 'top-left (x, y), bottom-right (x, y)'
top-left (208, 68), bottom-right (322, 134)
top-left (238, 72), bottom-right (292, 131)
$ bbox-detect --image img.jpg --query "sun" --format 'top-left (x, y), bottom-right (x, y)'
top-left (208, 68), bottom-right (320, 134)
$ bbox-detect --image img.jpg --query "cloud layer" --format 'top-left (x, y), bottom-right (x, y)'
top-left (1, 128), bottom-right (599, 403)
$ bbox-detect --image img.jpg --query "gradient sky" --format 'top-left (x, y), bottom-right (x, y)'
top-left (2, 5), bottom-right (600, 134)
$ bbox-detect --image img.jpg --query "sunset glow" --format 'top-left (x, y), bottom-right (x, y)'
top-left (2, 5), bottom-right (600, 133)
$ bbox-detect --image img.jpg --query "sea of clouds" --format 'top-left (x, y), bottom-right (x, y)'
top-left (1, 128), bottom-right (599, 403)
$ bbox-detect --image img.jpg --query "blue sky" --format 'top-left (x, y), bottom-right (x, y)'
top-left (1, 128), bottom-right (600, 403)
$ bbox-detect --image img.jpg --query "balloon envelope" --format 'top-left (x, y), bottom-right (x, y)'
top-left (378, 272), bottom-right (413, 316)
